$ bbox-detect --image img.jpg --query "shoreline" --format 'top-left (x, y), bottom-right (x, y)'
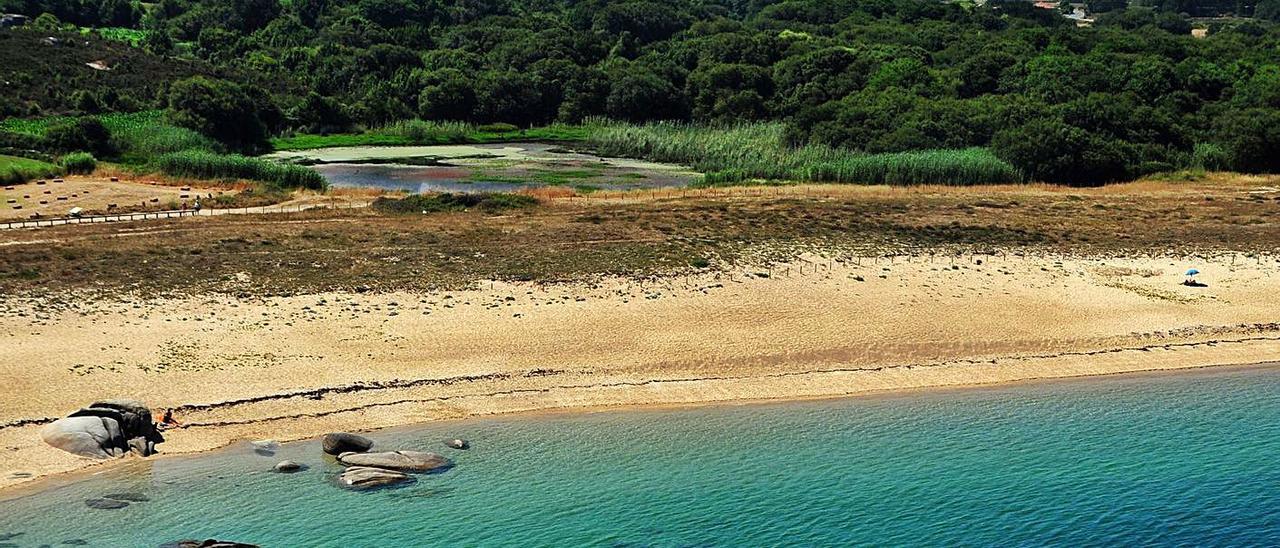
top-left (4, 357), bottom-right (1278, 502)
top-left (3, 253), bottom-right (1280, 494)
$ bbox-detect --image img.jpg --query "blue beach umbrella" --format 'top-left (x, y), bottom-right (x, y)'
top-left (1185, 268), bottom-right (1200, 277)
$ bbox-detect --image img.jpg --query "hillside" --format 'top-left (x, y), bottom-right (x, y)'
top-left (0, 29), bottom-right (267, 118)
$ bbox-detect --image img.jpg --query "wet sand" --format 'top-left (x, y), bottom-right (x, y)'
top-left (3, 253), bottom-right (1280, 491)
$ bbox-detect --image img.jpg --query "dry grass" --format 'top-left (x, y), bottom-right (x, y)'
top-left (1, 177), bottom-right (1278, 296)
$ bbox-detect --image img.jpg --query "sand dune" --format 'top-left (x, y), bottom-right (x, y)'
top-left (2, 252), bottom-right (1279, 491)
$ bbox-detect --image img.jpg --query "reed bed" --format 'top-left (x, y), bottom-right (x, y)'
top-left (272, 119), bottom-right (590, 150)
top-left (154, 150), bottom-right (326, 190)
top-left (585, 121), bottom-right (1022, 186)
top-left (111, 121), bottom-right (217, 159)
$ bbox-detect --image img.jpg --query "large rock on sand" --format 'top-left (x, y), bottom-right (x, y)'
top-left (42, 400), bottom-right (163, 459)
top-left (322, 433), bottom-right (373, 456)
top-left (337, 466), bottom-right (413, 490)
top-left (42, 416), bottom-right (124, 459)
top-left (337, 450), bottom-right (452, 472)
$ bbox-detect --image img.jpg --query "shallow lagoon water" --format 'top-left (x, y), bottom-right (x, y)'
top-left (2, 364), bottom-right (1278, 546)
top-left (269, 143), bottom-right (699, 193)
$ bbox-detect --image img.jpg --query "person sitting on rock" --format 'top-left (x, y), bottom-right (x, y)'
top-left (158, 408), bottom-right (181, 429)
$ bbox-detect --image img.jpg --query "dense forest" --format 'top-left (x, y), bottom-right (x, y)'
top-left (4, 0), bottom-right (1280, 184)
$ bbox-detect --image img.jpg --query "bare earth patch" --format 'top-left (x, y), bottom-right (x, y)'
top-left (0, 175), bottom-right (236, 220)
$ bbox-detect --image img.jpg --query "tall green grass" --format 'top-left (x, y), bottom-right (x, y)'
top-left (586, 121), bottom-right (1022, 186)
top-left (59, 152), bottom-right (96, 174)
top-left (0, 154), bottom-right (62, 185)
top-left (154, 151), bottom-right (326, 190)
top-left (0, 110), bottom-right (218, 162)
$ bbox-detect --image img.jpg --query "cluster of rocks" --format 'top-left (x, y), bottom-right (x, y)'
top-left (41, 400), bottom-right (164, 459)
top-left (320, 432), bottom-right (463, 490)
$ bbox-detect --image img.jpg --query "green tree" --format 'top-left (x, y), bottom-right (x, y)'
top-left (167, 77), bottom-right (270, 153)
top-left (417, 70), bottom-right (476, 121)
top-left (992, 118), bottom-right (1131, 185)
top-left (43, 119), bottom-right (115, 158)
top-left (289, 92), bottom-right (352, 134)
top-left (605, 67), bottom-right (686, 122)
top-left (1213, 108), bottom-right (1280, 173)
top-left (1257, 0), bottom-right (1280, 21)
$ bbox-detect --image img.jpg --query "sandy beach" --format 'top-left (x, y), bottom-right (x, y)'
top-left (3, 251), bottom-right (1279, 492)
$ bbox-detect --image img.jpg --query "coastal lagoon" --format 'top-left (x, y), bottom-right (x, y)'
top-left (265, 143), bottom-right (700, 194)
top-left (2, 364), bottom-right (1278, 546)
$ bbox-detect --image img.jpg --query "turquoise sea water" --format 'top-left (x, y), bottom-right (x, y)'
top-left (2, 365), bottom-right (1279, 547)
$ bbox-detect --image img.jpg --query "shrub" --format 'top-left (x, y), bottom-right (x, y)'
top-left (43, 119), bottom-right (115, 157)
top-left (59, 152), bottom-right (96, 174)
top-left (476, 122), bottom-right (519, 133)
top-left (153, 150), bottom-right (326, 190)
top-left (372, 192), bottom-right (537, 214)
top-left (1191, 143), bottom-right (1228, 171)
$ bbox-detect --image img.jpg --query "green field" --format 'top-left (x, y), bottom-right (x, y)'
top-left (0, 155), bottom-right (62, 185)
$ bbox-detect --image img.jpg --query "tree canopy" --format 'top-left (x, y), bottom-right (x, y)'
top-left (6, 0), bottom-right (1280, 183)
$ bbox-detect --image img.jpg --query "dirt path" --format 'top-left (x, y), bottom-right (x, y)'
top-left (1, 198), bottom-right (371, 230)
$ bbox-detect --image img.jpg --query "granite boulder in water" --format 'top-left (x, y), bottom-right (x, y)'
top-left (160, 540), bottom-right (260, 548)
top-left (41, 400), bottom-right (164, 459)
top-left (337, 466), bottom-right (413, 489)
top-left (84, 498), bottom-right (130, 510)
top-left (321, 433), bottom-right (373, 455)
top-left (337, 450), bottom-right (453, 472)
top-left (272, 460), bottom-right (303, 473)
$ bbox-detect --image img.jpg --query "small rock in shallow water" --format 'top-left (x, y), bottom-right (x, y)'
top-left (250, 440), bottom-right (279, 456)
top-left (60, 541), bottom-right (88, 546)
top-left (84, 498), bottom-right (129, 510)
top-left (272, 460), bottom-right (303, 473)
top-left (444, 438), bottom-right (469, 450)
top-left (103, 492), bottom-right (149, 502)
